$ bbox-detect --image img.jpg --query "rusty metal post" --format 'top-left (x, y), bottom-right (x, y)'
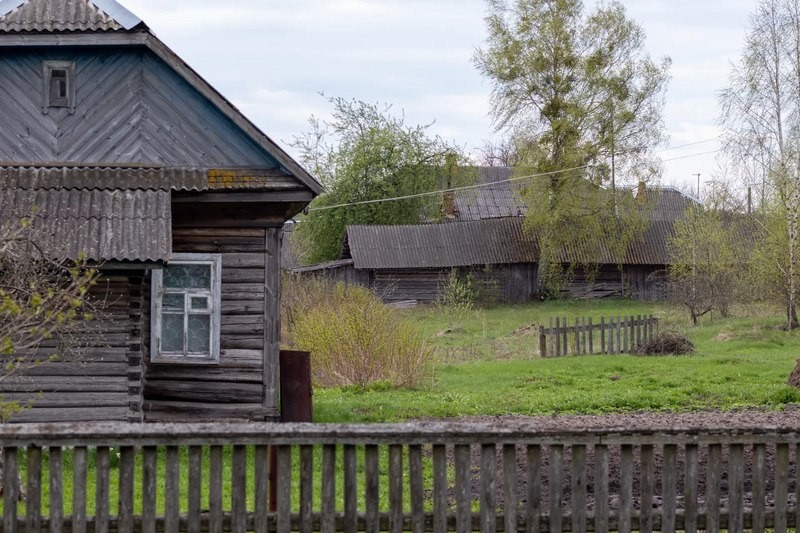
top-left (269, 350), bottom-right (313, 511)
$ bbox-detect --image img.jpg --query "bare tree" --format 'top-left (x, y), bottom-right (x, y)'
top-left (0, 216), bottom-right (100, 420)
top-left (720, 0), bottom-right (800, 329)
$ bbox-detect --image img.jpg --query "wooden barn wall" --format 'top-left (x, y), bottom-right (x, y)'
top-left (0, 48), bottom-right (276, 166)
top-left (142, 207), bottom-right (281, 422)
top-left (623, 264), bottom-right (667, 301)
top-left (0, 274), bottom-right (144, 423)
top-left (371, 264), bottom-right (536, 304)
top-left (291, 263), bottom-right (371, 287)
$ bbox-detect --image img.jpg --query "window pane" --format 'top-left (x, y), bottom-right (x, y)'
top-left (163, 293), bottom-right (185, 311)
top-left (190, 296), bottom-right (209, 310)
top-left (163, 264), bottom-right (212, 289)
top-left (161, 313), bottom-right (185, 353)
top-left (187, 314), bottom-right (211, 354)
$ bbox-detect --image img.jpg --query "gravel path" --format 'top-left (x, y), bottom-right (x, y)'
top-left (444, 408), bottom-right (800, 513)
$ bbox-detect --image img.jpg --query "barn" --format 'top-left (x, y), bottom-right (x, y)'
top-left (0, 0), bottom-right (322, 422)
top-left (292, 169), bottom-right (699, 304)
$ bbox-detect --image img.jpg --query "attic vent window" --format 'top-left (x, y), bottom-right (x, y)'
top-left (42, 61), bottom-right (76, 114)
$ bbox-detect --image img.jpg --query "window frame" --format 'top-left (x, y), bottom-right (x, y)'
top-left (151, 253), bottom-right (222, 364)
top-left (42, 61), bottom-right (76, 114)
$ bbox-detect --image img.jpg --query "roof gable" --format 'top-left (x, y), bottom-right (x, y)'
top-left (0, 0), bottom-right (141, 32)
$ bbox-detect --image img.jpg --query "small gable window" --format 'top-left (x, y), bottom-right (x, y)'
top-left (42, 61), bottom-right (76, 114)
top-left (151, 254), bottom-right (222, 364)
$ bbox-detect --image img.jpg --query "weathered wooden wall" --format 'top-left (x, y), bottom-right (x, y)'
top-left (0, 48), bottom-right (277, 166)
top-left (142, 204), bottom-right (281, 422)
top-left (0, 274), bottom-right (143, 423)
top-left (623, 265), bottom-right (667, 301)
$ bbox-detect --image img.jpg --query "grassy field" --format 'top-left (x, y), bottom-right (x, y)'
top-left (314, 299), bottom-right (800, 422)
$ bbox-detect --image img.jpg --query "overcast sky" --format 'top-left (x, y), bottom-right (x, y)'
top-left (121, 0), bottom-right (756, 193)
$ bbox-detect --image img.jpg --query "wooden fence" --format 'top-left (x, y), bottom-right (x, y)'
top-left (0, 421), bottom-right (798, 533)
top-left (538, 315), bottom-right (659, 357)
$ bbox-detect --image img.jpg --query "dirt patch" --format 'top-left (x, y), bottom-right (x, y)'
top-left (433, 408), bottom-right (800, 514)
top-left (714, 330), bottom-right (736, 341)
top-left (512, 324), bottom-right (537, 336)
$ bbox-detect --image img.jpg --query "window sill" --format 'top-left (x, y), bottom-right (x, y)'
top-left (149, 356), bottom-right (220, 365)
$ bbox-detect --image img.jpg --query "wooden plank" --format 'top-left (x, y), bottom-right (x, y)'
top-left (561, 317), bottom-right (568, 356)
top-left (640, 444), bottom-right (654, 533)
top-left (728, 443), bottom-right (744, 533)
top-left (209, 446), bottom-right (224, 533)
top-left (526, 445), bottom-right (541, 533)
top-left (539, 326), bottom-right (547, 358)
top-left (264, 227), bottom-right (281, 412)
top-left (365, 445), bottom-right (379, 533)
top-left (433, 445), bottom-right (448, 533)
top-left (164, 446), bottom-right (180, 533)
top-left (95, 447), bottom-right (110, 533)
top-left (72, 446), bottom-right (87, 533)
top-left (277, 445), bottom-right (292, 533)
top-left (775, 443), bottom-right (789, 533)
top-left (480, 443), bottom-right (496, 533)
top-left (142, 446), bottom-right (157, 533)
top-left (588, 317), bottom-right (593, 354)
top-left (343, 445), bottom-right (358, 533)
top-left (616, 315), bottom-right (621, 354)
top-left (554, 318), bottom-right (561, 357)
top-left (254, 445), bottom-right (269, 533)
top-left (322, 445), bottom-right (337, 533)
top-left (549, 445), bottom-right (563, 533)
top-left (299, 445), bottom-right (313, 533)
top-left (117, 446), bottom-right (135, 533)
top-left (706, 444), bottom-right (721, 533)
top-left (574, 317), bottom-right (579, 355)
top-left (455, 444), bottom-right (471, 533)
top-left (619, 444), bottom-right (633, 533)
top-left (549, 318), bottom-right (554, 357)
top-left (389, 445), bottom-right (403, 533)
top-left (26, 446), bottom-right (42, 533)
top-left (4, 448), bottom-right (18, 533)
top-left (661, 444), bottom-right (677, 533)
top-left (752, 443), bottom-right (766, 533)
top-left (600, 317), bottom-right (605, 354)
top-left (503, 444), bottom-right (517, 533)
top-left (409, 445), bottom-right (425, 533)
top-left (231, 445), bottom-right (247, 533)
top-left (636, 314), bottom-right (642, 348)
top-left (188, 446), bottom-right (203, 533)
top-left (571, 444), bottom-right (586, 533)
top-left (49, 447), bottom-right (63, 533)
top-left (684, 444), bottom-right (698, 533)
top-left (594, 444), bottom-right (608, 533)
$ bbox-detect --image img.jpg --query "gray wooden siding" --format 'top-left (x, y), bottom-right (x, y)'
top-left (0, 275), bottom-right (139, 423)
top-left (142, 225), bottom-right (278, 422)
top-left (0, 48), bottom-right (278, 166)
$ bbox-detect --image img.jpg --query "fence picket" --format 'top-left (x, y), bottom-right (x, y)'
top-left (526, 445), bottom-right (541, 533)
top-left (410, 445), bottom-right (425, 533)
top-left (299, 445), bottom-right (313, 533)
top-left (277, 445), bottom-right (292, 533)
top-left (118, 446), bottom-right (135, 533)
top-left (254, 445), bottom-right (269, 533)
top-left (322, 444), bottom-right (337, 533)
top-left (555, 317), bottom-right (561, 357)
top-left (389, 445), bottom-right (403, 533)
top-left (26, 446), bottom-right (42, 533)
top-left (549, 445), bottom-right (563, 533)
top-left (210, 445), bottom-right (223, 533)
top-left (455, 444), bottom-right (472, 533)
top-left (616, 315), bottom-right (621, 354)
top-left (600, 316), bottom-right (606, 354)
top-left (684, 444), bottom-right (698, 533)
top-left (343, 445), bottom-right (358, 533)
top-left (188, 446), bottom-right (203, 533)
top-left (365, 445), bottom-right (380, 533)
top-left (49, 447), bottom-right (63, 533)
top-left (572, 445), bottom-right (587, 533)
top-left (142, 446), bottom-right (157, 533)
top-left (3, 448), bottom-right (18, 533)
top-left (662, 444), bottom-right (677, 533)
top-left (503, 444), bottom-right (518, 533)
top-left (729, 443), bottom-right (744, 533)
top-left (594, 444), bottom-right (608, 533)
top-left (96, 446), bottom-right (110, 533)
top-left (549, 318), bottom-right (554, 357)
top-left (232, 444), bottom-right (247, 533)
top-left (164, 446), bottom-right (179, 533)
top-left (752, 443), bottom-right (766, 533)
top-left (72, 447), bottom-right (86, 533)
top-left (619, 445), bottom-right (633, 533)
top-left (562, 317), bottom-right (568, 355)
top-left (706, 444), bottom-right (722, 533)
top-left (775, 443), bottom-right (789, 533)
top-left (433, 445), bottom-right (448, 533)
top-left (481, 444), bottom-right (497, 533)
top-left (640, 445), bottom-right (654, 533)
top-left (588, 317), bottom-right (593, 354)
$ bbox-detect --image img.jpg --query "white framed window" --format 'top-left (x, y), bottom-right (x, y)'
top-left (151, 253), bottom-right (222, 364)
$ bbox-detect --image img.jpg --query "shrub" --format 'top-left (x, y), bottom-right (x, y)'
top-left (283, 275), bottom-right (433, 388)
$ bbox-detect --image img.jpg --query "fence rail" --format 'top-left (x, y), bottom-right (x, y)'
top-left (0, 421), bottom-right (798, 533)
top-left (538, 315), bottom-right (659, 357)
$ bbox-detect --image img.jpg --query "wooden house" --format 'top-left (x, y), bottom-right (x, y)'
top-left (292, 170), bottom-right (699, 303)
top-left (0, 0), bottom-right (322, 422)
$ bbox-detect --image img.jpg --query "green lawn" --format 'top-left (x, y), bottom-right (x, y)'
top-left (314, 299), bottom-right (800, 422)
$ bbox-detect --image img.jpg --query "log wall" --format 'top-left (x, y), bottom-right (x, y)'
top-left (0, 275), bottom-right (141, 423)
top-left (142, 210), bottom-right (281, 422)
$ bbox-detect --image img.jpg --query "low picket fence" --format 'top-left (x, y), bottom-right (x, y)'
top-left (0, 421), bottom-right (798, 533)
top-left (538, 315), bottom-right (659, 357)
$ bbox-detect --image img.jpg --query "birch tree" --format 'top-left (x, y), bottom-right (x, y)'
top-left (720, 0), bottom-right (800, 328)
top-left (473, 0), bottom-right (670, 294)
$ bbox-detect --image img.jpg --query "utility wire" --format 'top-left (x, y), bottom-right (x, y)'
top-left (307, 148), bottom-right (723, 213)
top-left (655, 137), bottom-right (721, 153)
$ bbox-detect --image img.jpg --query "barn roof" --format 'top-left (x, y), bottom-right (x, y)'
top-left (452, 167), bottom-right (699, 223)
top-left (345, 217), bottom-right (677, 270)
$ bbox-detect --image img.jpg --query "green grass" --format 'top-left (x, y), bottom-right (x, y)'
top-left (314, 299), bottom-right (800, 422)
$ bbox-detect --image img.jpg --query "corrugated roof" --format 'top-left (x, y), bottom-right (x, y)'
top-left (0, 0), bottom-right (136, 32)
top-left (345, 218), bottom-right (676, 270)
top-left (0, 165), bottom-right (300, 191)
top-left (0, 187), bottom-right (170, 261)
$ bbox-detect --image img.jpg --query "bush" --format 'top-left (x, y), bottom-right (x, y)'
top-left (282, 275), bottom-right (433, 388)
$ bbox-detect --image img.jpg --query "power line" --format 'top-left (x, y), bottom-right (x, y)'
top-left (655, 137), bottom-right (721, 153)
top-left (306, 148), bottom-right (723, 213)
